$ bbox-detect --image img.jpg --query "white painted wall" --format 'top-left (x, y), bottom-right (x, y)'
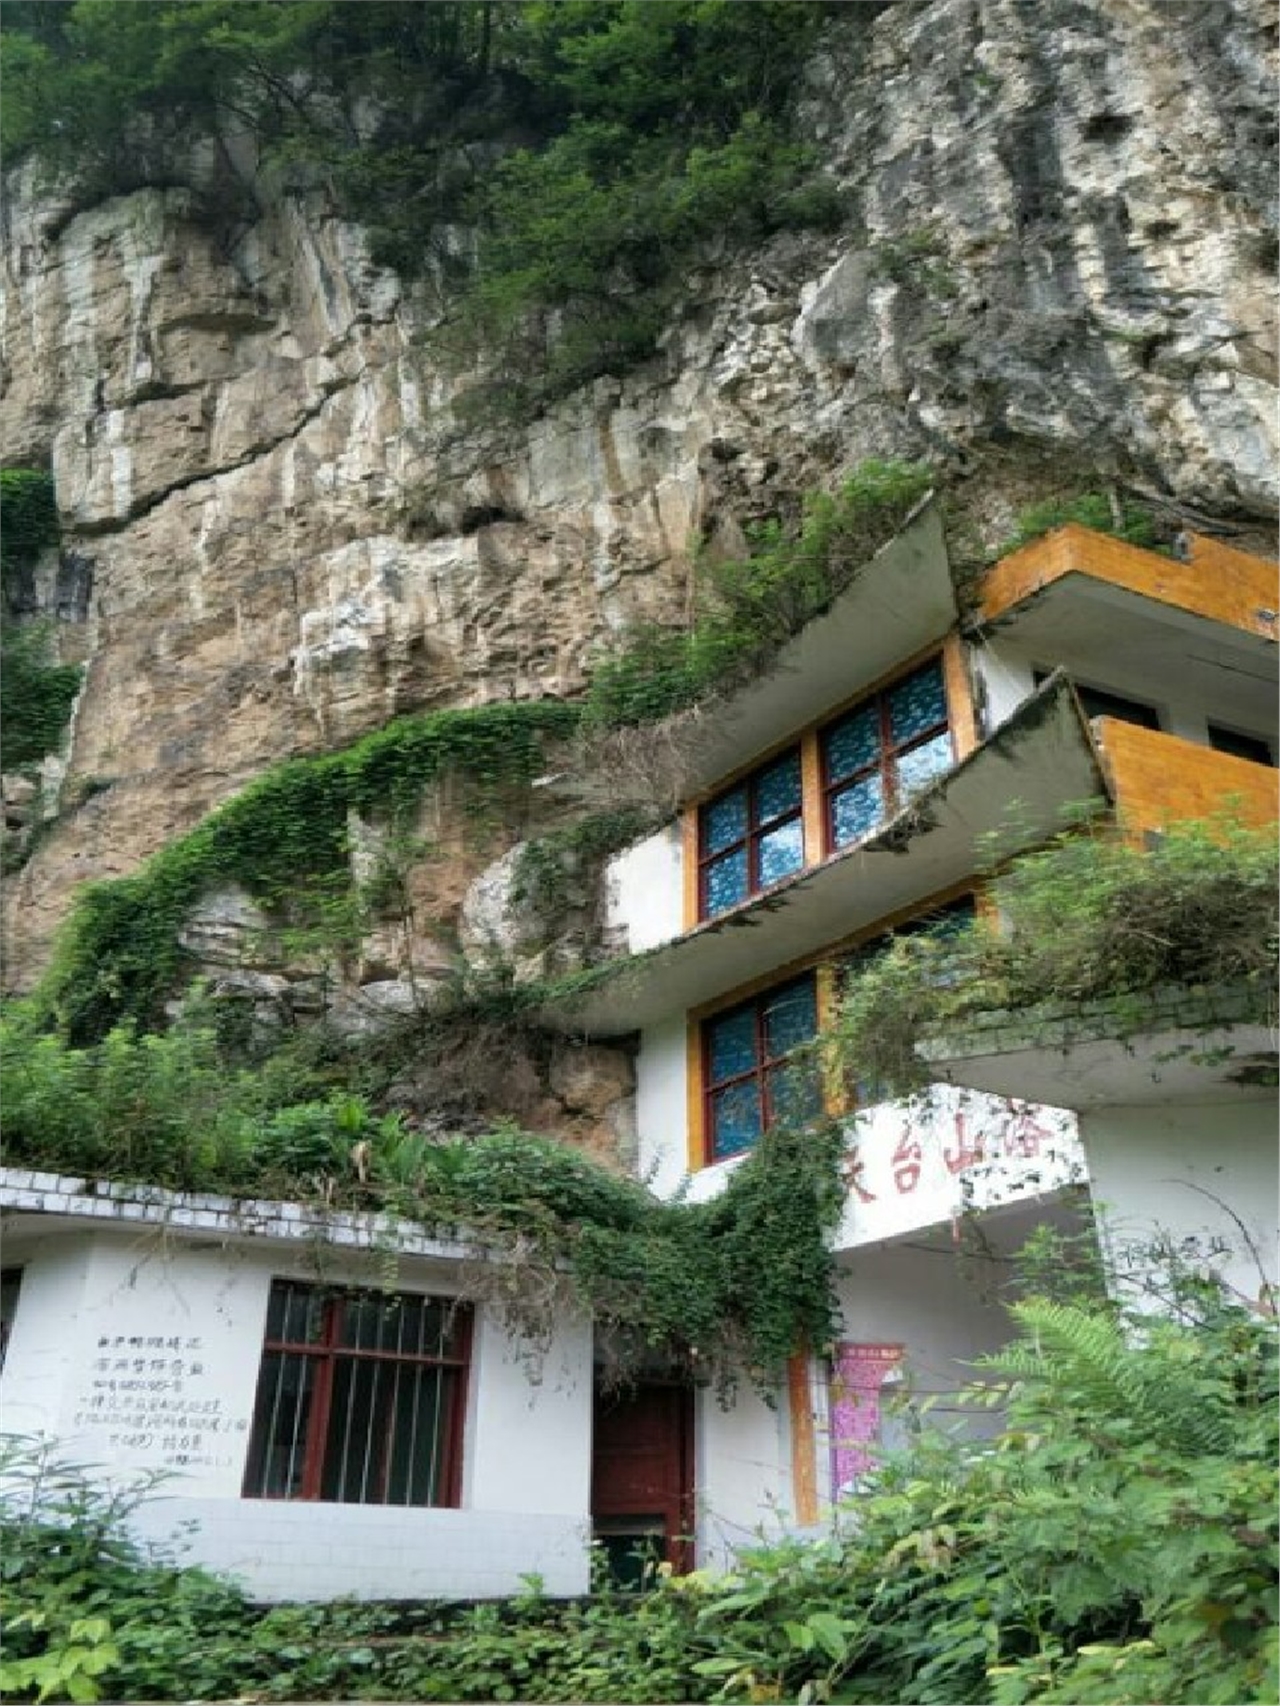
top-left (836, 1090), bottom-right (1084, 1249)
top-left (605, 825), bottom-right (684, 954)
top-left (1081, 1100), bottom-right (1278, 1309)
top-left (696, 1381), bottom-right (791, 1570)
top-left (0, 1229), bottom-right (593, 1599)
top-left (969, 633), bottom-right (1262, 749)
top-left (633, 1020), bottom-right (1085, 1247)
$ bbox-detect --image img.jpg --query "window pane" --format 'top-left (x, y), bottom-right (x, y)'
top-left (831, 773), bottom-right (884, 847)
top-left (268, 1281), bottom-right (325, 1346)
top-left (701, 788), bottom-right (748, 855)
top-left (766, 1060), bottom-right (824, 1129)
top-left (757, 819), bottom-right (804, 887)
top-left (824, 706), bottom-right (879, 784)
top-left (754, 751), bottom-right (802, 824)
top-left (710, 1081), bottom-right (763, 1158)
top-left (243, 1351), bottom-right (316, 1498)
top-left (889, 661), bottom-right (947, 744)
top-left (762, 978), bottom-right (817, 1058)
top-left (707, 1006), bottom-right (759, 1084)
top-left (895, 730), bottom-right (953, 797)
top-left (323, 1356), bottom-right (392, 1502)
top-left (704, 847), bottom-right (748, 914)
top-left (386, 1366), bottom-right (452, 1505)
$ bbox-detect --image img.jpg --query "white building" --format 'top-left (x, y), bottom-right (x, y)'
top-left (2, 504), bottom-right (1274, 1595)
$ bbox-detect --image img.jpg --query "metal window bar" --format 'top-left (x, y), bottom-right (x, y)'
top-left (243, 1282), bottom-right (471, 1507)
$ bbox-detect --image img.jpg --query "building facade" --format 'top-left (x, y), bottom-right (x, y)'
top-left (2, 505), bottom-right (1275, 1595)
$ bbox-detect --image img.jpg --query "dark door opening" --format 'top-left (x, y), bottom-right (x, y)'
top-left (591, 1382), bottom-right (694, 1584)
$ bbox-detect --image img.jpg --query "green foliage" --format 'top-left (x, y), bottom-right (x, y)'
top-left (37, 698), bottom-right (579, 1043)
top-left (1, 1009), bottom-right (841, 1393)
top-left (0, 624), bottom-right (82, 771)
top-left (1, 468), bottom-right (60, 580)
top-left (826, 814), bottom-right (1279, 1099)
top-left (6, 1290), bottom-right (1274, 1702)
top-left (1, 3), bottom-right (846, 414)
top-left (1, 469), bottom-right (79, 771)
top-left (511, 805), bottom-right (658, 926)
top-left (583, 460), bottom-right (933, 729)
top-left (994, 492), bottom-right (1167, 560)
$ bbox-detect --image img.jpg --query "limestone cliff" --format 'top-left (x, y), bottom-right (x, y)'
top-left (2, 0), bottom-right (1275, 1046)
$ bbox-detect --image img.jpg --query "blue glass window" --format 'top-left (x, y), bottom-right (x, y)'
top-left (896, 731), bottom-right (953, 797)
top-left (755, 752), bottom-right (802, 823)
top-left (703, 788), bottom-right (748, 854)
top-left (821, 656), bottom-right (952, 851)
top-left (889, 661), bottom-right (947, 745)
top-left (710, 1082), bottom-right (764, 1158)
top-left (708, 1006), bottom-right (758, 1082)
top-left (758, 820), bottom-right (804, 887)
top-left (704, 848), bottom-right (749, 913)
top-left (763, 979), bottom-right (818, 1056)
top-left (698, 745), bottom-right (804, 919)
top-left (824, 705), bottom-right (879, 784)
top-left (831, 773), bottom-right (884, 847)
top-left (705, 974), bottom-right (820, 1162)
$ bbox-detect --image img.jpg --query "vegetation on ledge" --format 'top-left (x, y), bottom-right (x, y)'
top-left (824, 815), bottom-right (1278, 1102)
top-left (1, 999), bottom-right (841, 1395)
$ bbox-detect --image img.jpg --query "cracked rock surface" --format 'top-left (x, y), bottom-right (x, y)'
top-left (1, 0), bottom-right (1274, 991)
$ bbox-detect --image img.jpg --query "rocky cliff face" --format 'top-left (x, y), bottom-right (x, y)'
top-left (3, 0), bottom-right (1275, 1040)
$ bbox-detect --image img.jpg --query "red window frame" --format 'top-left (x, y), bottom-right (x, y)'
top-left (697, 745), bottom-right (804, 919)
top-left (819, 656), bottom-right (953, 853)
top-left (701, 973), bottom-right (819, 1162)
top-left (242, 1281), bottom-right (471, 1508)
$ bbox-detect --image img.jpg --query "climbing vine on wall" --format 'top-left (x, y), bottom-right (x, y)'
top-left (0, 468), bottom-right (81, 773)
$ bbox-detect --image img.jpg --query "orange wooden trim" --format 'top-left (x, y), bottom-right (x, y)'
top-left (1094, 717), bottom-right (1278, 841)
top-left (788, 1350), bottom-right (819, 1526)
top-left (981, 523), bottom-right (1278, 639)
top-left (942, 632), bottom-right (979, 759)
top-left (685, 1022), bottom-right (706, 1173)
top-left (800, 729), bottom-right (824, 864)
top-left (681, 808), bottom-right (700, 934)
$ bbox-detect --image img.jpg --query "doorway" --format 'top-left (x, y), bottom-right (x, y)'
top-left (591, 1382), bottom-right (694, 1583)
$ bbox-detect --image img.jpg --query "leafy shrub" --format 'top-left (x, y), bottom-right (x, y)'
top-left (826, 814), bottom-right (1279, 1099)
top-left (994, 492), bottom-right (1167, 559)
top-left (5, 1288), bottom-right (1274, 1703)
top-left (583, 460), bottom-right (933, 729)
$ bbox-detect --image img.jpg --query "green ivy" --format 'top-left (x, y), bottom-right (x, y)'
top-left (1, 468), bottom-right (60, 582)
top-left (510, 805), bottom-right (659, 926)
top-left (1, 468), bottom-right (80, 772)
top-left (40, 699), bottom-right (580, 1043)
top-left (1, 1002), bottom-right (843, 1393)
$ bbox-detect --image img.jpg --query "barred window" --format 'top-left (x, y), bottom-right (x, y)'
top-left (242, 1281), bottom-right (471, 1507)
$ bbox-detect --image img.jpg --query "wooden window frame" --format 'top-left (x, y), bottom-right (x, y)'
top-left (696, 745), bottom-right (804, 920)
top-left (242, 1281), bottom-right (472, 1508)
top-left (819, 654), bottom-right (954, 856)
top-left (701, 972), bottom-right (818, 1163)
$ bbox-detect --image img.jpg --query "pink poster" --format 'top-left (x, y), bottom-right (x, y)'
top-left (830, 1342), bottom-right (903, 1492)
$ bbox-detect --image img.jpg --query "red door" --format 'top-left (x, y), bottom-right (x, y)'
top-left (591, 1383), bottom-right (694, 1577)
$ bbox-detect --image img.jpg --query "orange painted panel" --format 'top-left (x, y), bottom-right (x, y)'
top-left (1094, 718), bottom-right (1278, 837)
top-left (788, 1352), bottom-right (819, 1527)
top-left (981, 524), bottom-right (1278, 640)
